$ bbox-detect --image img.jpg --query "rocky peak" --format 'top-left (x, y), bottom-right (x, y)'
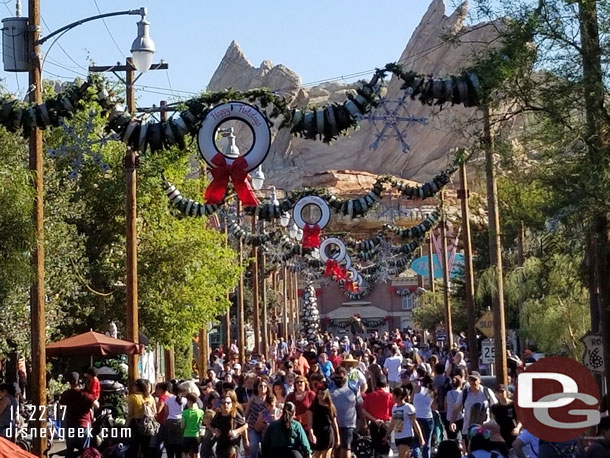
top-left (207, 0), bottom-right (501, 190)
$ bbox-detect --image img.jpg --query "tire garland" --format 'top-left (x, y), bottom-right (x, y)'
top-left (0, 75), bottom-right (115, 137)
top-left (383, 211), bottom-right (441, 239)
top-left (163, 180), bottom-right (221, 217)
top-left (103, 62), bottom-right (484, 156)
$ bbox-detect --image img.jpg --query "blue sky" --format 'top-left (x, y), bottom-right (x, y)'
top-left (0, 1), bottom-right (454, 107)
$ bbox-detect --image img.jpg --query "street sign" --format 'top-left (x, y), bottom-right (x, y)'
top-left (481, 339), bottom-right (495, 364)
top-left (436, 331), bottom-right (447, 342)
top-left (581, 332), bottom-right (604, 373)
top-left (476, 311), bottom-right (494, 338)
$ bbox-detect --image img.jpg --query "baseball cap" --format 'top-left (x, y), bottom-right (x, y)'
top-left (468, 371), bottom-right (481, 380)
top-left (67, 372), bottom-right (80, 384)
top-left (232, 363), bottom-right (242, 370)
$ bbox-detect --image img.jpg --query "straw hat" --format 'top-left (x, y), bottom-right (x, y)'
top-left (341, 355), bottom-right (360, 366)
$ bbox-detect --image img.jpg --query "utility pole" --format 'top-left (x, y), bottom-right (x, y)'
top-left (417, 247), bottom-right (425, 288)
top-left (293, 271), bottom-right (300, 335)
top-left (224, 216), bottom-right (231, 354)
top-left (252, 215), bottom-right (261, 354)
top-left (459, 163), bottom-right (479, 371)
top-left (198, 327), bottom-right (208, 382)
top-left (260, 235), bottom-right (269, 357)
top-left (237, 201), bottom-right (246, 362)
top-left (427, 236), bottom-right (435, 293)
top-left (578, 0), bottom-right (610, 393)
top-left (160, 100), bottom-right (175, 381)
top-left (28, 0), bottom-right (46, 454)
top-left (89, 59), bottom-right (168, 387)
top-left (282, 267), bottom-right (289, 339)
top-left (483, 105), bottom-right (508, 386)
top-left (440, 191), bottom-right (454, 348)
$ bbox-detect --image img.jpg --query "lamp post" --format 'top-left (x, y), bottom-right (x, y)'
top-left (0, 4), bottom-right (156, 455)
top-left (88, 55), bottom-right (168, 387)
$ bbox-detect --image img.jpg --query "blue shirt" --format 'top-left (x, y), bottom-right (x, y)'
top-left (320, 361), bottom-right (333, 378)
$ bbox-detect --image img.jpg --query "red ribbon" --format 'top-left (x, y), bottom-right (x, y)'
top-left (324, 259), bottom-right (346, 280)
top-left (302, 224), bottom-right (321, 249)
top-left (346, 281), bottom-right (360, 293)
top-left (204, 153), bottom-right (259, 206)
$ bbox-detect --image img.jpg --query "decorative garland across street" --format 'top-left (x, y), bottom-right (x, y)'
top-left (100, 62), bottom-right (483, 158)
top-left (164, 165), bottom-right (457, 222)
top-left (384, 211), bottom-right (441, 239)
top-left (0, 75), bottom-right (114, 137)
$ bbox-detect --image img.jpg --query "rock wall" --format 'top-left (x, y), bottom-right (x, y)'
top-left (207, 0), bottom-right (501, 190)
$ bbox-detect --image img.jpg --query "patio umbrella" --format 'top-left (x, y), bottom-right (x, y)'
top-left (46, 330), bottom-right (144, 357)
top-left (0, 437), bottom-right (37, 458)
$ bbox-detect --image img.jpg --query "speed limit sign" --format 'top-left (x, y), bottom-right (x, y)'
top-left (481, 339), bottom-right (495, 364)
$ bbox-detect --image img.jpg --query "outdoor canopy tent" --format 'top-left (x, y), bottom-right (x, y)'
top-left (0, 437), bottom-right (37, 458)
top-left (46, 330), bottom-right (144, 357)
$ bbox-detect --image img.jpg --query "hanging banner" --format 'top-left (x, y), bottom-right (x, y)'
top-left (410, 253), bottom-right (464, 279)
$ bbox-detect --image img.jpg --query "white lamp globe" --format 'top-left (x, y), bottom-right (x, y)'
top-left (296, 228), bottom-right (304, 241)
top-left (131, 13), bottom-right (155, 72)
top-left (251, 166), bottom-right (265, 191)
top-left (280, 212), bottom-right (291, 227)
top-left (289, 223), bottom-right (298, 239)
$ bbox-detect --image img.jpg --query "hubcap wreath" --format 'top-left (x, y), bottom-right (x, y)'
top-left (198, 102), bottom-right (271, 206)
top-left (292, 195), bottom-right (331, 249)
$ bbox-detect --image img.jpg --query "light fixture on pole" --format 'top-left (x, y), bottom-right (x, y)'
top-left (251, 166), bottom-right (265, 191)
top-left (130, 9), bottom-right (155, 73)
top-left (311, 248), bottom-right (321, 259)
top-left (289, 222), bottom-right (298, 239)
top-left (269, 186), bottom-right (280, 206)
top-left (296, 228), bottom-right (304, 241)
top-left (280, 212), bottom-right (291, 227)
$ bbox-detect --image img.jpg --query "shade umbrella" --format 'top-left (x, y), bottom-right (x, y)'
top-left (0, 437), bottom-right (38, 458)
top-left (46, 330), bottom-right (144, 357)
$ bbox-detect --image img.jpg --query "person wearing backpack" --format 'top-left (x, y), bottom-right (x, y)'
top-left (126, 378), bottom-right (158, 458)
top-left (449, 372), bottom-right (498, 449)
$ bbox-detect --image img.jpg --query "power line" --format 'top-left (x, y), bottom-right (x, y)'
top-left (92, 0), bottom-right (125, 59)
top-left (40, 15), bottom-right (89, 71)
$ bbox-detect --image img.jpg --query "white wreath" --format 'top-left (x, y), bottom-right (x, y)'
top-left (319, 238), bottom-right (347, 263)
top-left (293, 196), bottom-right (331, 229)
top-left (197, 102), bottom-right (271, 173)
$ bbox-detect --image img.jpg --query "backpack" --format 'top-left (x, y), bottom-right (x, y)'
top-left (81, 447), bottom-right (102, 458)
top-left (136, 400), bottom-right (160, 436)
top-left (462, 386), bottom-right (494, 426)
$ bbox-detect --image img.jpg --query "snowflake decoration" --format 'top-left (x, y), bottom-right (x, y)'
top-left (47, 111), bottom-right (119, 180)
top-left (360, 88), bottom-right (428, 153)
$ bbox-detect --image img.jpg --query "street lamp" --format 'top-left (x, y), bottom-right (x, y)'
top-left (130, 11), bottom-right (155, 72)
top-left (289, 222), bottom-right (298, 239)
top-left (280, 212), bottom-right (291, 227)
top-left (0, 4), bottom-right (157, 457)
top-left (296, 228), bottom-right (304, 241)
top-left (251, 166), bottom-right (265, 191)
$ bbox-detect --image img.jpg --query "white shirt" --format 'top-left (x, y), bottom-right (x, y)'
top-left (347, 367), bottom-right (367, 392)
top-left (413, 388), bottom-right (434, 419)
top-left (455, 386), bottom-right (498, 433)
top-left (392, 403), bottom-right (416, 439)
top-left (445, 388), bottom-right (464, 422)
top-left (384, 355), bottom-right (403, 383)
top-left (166, 395), bottom-right (186, 420)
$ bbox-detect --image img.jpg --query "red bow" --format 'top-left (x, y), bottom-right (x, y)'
top-left (204, 153), bottom-right (259, 206)
top-left (324, 259), bottom-right (346, 280)
top-left (302, 224), bottom-right (321, 249)
top-left (346, 281), bottom-right (360, 293)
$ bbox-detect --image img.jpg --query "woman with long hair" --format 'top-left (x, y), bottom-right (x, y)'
top-left (387, 387), bottom-right (425, 458)
top-left (164, 381), bottom-right (186, 458)
top-left (211, 390), bottom-right (248, 458)
top-left (272, 380), bottom-right (287, 409)
top-left (285, 375), bottom-right (316, 426)
top-left (262, 402), bottom-right (312, 458)
top-left (126, 378), bottom-right (157, 458)
top-left (306, 387), bottom-right (340, 458)
top-left (411, 377), bottom-right (437, 458)
top-left (244, 378), bottom-right (270, 458)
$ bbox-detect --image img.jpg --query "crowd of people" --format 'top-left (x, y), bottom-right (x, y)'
top-left (1, 326), bottom-right (609, 458)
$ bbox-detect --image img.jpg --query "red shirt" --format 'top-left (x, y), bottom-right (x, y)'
top-left (328, 354), bottom-right (343, 369)
top-left (362, 388), bottom-right (393, 421)
top-left (60, 388), bottom-right (95, 428)
top-left (285, 390), bottom-right (316, 420)
top-left (296, 355), bottom-right (310, 376)
top-left (87, 376), bottom-right (101, 401)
